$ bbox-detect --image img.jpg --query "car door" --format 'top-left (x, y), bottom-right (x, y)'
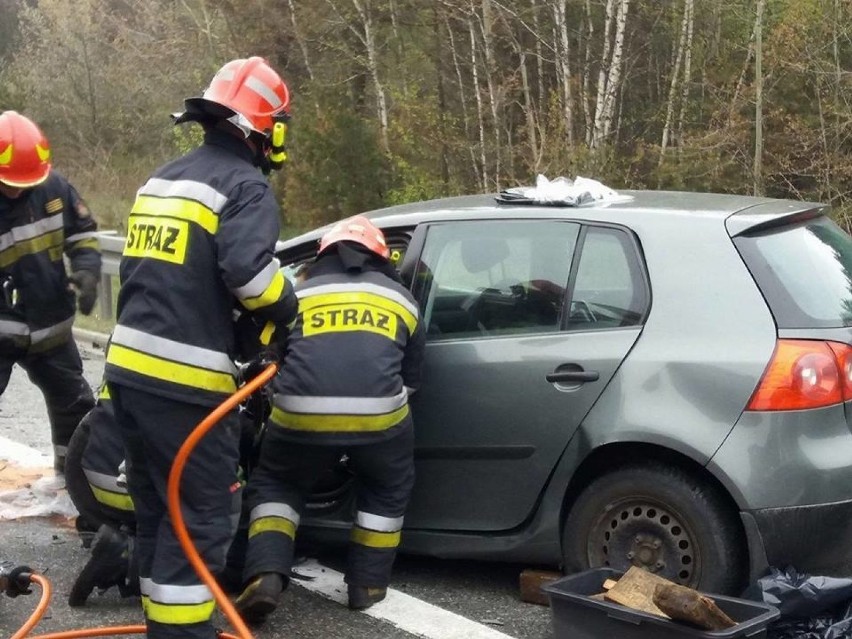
top-left (404, 219), bottom-right (648, 531)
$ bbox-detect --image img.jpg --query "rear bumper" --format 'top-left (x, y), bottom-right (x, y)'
top-left (745, 499), bottom-right (852, 578)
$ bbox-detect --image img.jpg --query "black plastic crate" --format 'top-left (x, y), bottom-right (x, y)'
top-left (543, 568), bottom-right (780, 639)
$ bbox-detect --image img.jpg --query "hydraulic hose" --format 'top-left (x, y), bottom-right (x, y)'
top-left (166, 361), bottom-right (278, 639)
top-left (11, 362), bottom-right (278, 639)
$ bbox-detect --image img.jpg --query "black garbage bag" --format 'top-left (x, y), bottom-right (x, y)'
top-left (744, 566), bottom-right (852, 639)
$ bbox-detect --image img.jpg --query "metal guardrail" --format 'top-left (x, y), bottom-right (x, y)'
top-left (95, 233), bottom-right (290, 320)
top-left (97, 232), bottom-right (124, 320)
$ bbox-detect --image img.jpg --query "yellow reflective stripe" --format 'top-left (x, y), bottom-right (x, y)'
top-left (68, 238), bottom-right (100, 251)
top-left (142, 596), bottom-right (216, 625)
top-left (248, 516), bottom-right (296, 540)
top-left (0, 229), bottom-right (64, 268)
top-left (270, 404), bottom-right (409, 433)
top-left (98, 384), bottom-right (111, 400)
top-left (90, 484), bottom-right (135, 512)
top-left (260, 321), bottom-right (275, 346)
top-left (106, 344), bottom-right (236, 394)
top-left (299, 292), bottom-right (417, 335)
top-left (241, 270), bottom-right (285, 311)
top-left (351, 526), bottom-right (401, 549)
top-left (131, 194), bottom-right (219, 235)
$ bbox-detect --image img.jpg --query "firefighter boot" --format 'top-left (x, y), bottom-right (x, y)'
top-left (347, 585), bottom-right (387, 610)
top-left (68, 524), bottom-right (131, 607)
top-left (235, 572), bottom-right (285, 625)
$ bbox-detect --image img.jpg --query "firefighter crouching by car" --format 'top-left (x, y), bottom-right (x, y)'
top-left (103, 56), bottom-right (297, 639)
top-left (236, 215), bottom-right (426, 624)
top-left (0, 111), bottom-right (101, 474)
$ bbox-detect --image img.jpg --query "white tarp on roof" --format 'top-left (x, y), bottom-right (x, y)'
top-left (502, 174), bottom-right (621, 205)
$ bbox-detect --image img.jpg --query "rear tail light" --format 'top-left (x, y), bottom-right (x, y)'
top-left (747, 339), bottom-right (852, 411)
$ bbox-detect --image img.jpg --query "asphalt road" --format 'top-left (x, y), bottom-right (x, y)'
top-left (0, 337), bottom-right (556, 639)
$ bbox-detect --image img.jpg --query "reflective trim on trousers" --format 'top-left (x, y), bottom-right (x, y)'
top-left (275, 389), bottom-right (408, 416)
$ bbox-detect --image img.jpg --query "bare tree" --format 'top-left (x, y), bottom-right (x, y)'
top-left (753, 0), bottom-right (764, 195)
top-left (591, 0), bottom-right (631, 149)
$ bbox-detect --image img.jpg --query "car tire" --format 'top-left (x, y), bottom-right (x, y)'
top-left (65, 416), bottom-right (122, 531)
top-left (561, 462), bottom-right (745, 594)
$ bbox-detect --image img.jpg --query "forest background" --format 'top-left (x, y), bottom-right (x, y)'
top-left (0, 0), bottom-right (848, 234)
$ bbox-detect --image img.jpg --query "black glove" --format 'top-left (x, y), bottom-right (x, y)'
top-left (69, 270), bottom-right (98, 315)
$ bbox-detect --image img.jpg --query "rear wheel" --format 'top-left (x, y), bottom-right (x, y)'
top-left (561, 462), bottom-right (745, 594)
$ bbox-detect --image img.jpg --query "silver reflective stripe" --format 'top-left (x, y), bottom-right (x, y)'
top-left (232, 259), bottom-right (280, 299)
top-left (65, 231), bottom-right (98, 243)
top-left (31, 317), bottom-right (74, 344)
top-left (245, 75), bottom-right (283, 108)
top-left (139, 178), bottom-right (228, 214)
top-left (356, 511), bottom-right (404, 532)
top-left (0, 320), bottom-right (29, 336)
top-left (142, 579), bottom-right (212, 604)
top-left (277, 389), bottom-right (408, 416)
top-left (111, 325), bottom-right (237, 375)
top-left (212, 69), bottom-right (235, 82)
top-left (0, 214), bottom-right (64, 251)
top-left (298, 282), bottom-right (419, 319)
top-left (250, 502), bottom-right (300, 526)
top-left (83, 469), bottom-right (128, 495)
top-left (54, 445), bottom-right (68, 456)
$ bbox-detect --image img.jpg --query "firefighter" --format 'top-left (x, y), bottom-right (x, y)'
top-left (0, 111), bottom-right (101, 474)
top-left (103, 57), bottom-right (298, 639)
top-left (236, 215), bottom-right (426, 624)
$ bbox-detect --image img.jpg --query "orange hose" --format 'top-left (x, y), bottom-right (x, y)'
top-left (10, 574), bottom-right (52, 639)
top-left (13, 363), bottom-right (277, 639)
top-left (166, 362), bottom-right (279, 639)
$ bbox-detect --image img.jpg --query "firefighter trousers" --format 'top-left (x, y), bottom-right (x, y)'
top-left (109, 383), bottom-right (240, 639)
top-left (0, 338), bottom-right (95, 467)
top-left (243, 425), bottom-right (415, 589)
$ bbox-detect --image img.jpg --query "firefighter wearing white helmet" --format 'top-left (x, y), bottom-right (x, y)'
top-left (236, 215), bottom-right (426, 623)
top-left (103, 56), bottom-right (297, 639)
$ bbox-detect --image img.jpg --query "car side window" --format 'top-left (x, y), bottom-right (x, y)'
top-left (567, 226), bottom-right (648, 330)
top-left (412, 221), bottom-right (579, 340)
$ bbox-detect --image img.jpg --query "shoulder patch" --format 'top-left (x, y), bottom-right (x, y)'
top-left (75, 199), bottom-right (91, 218)
top-left (45, 198), bottom-right (63, 214)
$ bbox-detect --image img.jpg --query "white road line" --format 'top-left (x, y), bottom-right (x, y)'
top-left (0, 435), bottom-right (52, 468)
top-left (292, 559), bottom-right (517, 639)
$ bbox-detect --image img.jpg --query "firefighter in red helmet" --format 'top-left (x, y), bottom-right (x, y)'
top-left (0, 111), bottom-right (100, 473)
top-left (236, 215), bottom-right (426, 624)
top-left (103, 57), bottom-right (297, 639)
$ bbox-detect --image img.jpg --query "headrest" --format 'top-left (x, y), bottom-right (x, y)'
top-left (460, 236), bottom-right (510, 273)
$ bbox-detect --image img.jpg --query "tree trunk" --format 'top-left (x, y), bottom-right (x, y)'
top-left (478, 0), bottom-right (501, 188)
top-left (597, 0), bottom-right (630, 146)
top-left (582, 0), bottom-right (594, 145)
top-left (469, 16), bottom-right (489, 190)
top-left (660, 0), bottom-right (689, 164)
top-left (351, 0), bottom-right (390, 154)
top-left (446, 13), bottom-right (481, 187)
top-left (753, 0), bottom-right (764, 196)
top-left (676, 0), bottom-right (694, 149)
top-left (553, 0), bottom-right (575, 146)
top-left (286, 0), bottom-right (315, 81)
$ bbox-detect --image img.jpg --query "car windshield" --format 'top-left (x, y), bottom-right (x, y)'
top-left (736, 216), bottom-right (852, 328)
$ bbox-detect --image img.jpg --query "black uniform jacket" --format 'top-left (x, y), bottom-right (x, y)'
top-left (0, 171), bottom-right (101, 354)
top-left (105, 130), bottom-right (297, 406)
top-left (269, 255), bottom-right (426, 445)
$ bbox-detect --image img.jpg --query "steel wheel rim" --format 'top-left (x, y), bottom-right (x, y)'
top-left (587, 496), bottom-right (700, 587)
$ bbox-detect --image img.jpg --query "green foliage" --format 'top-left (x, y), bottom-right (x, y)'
top-left (283, 105), bottom-right (389, 228)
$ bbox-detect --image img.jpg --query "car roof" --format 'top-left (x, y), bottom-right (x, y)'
top-left (278, 190), bottom-right (829, 253)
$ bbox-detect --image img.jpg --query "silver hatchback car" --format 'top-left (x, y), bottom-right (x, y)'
top-left (276, 185), bottom-right (852, 595)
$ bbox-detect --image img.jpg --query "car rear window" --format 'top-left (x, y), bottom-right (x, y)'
top-left (736, 216), bottom-right (852, 328)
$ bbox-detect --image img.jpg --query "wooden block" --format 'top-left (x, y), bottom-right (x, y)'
top-left (653, 583), bottom-right (736, 630)
top-left (603, 566), bottom-right (672, 618)
top-left (589, 593), bottom-right (608, 601)
top-left (602, 578), bottom-right (618, 591)
top-left (519, 569), bottom-right (562, 606)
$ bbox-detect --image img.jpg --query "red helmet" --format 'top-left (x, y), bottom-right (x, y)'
top-left (319, 215), bottom-right (390, 260)
top-left (0, 111), bottom-right (51, 188)
top-left (176, 57), bottom-right (290, 137)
